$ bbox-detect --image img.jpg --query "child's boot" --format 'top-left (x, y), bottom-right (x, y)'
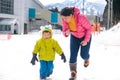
top-left (40, 78), bottom-right (46, 80)
top-left (40, 77), bottom-right (46, 80)
top-left (69, 63), bottom-right (77, 80)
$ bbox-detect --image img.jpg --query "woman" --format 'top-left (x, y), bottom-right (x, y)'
top-left (60, 7), bottom-right (92, 80)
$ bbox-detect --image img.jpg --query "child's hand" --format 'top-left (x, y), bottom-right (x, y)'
top-left (61, 53), bottom-right (66, 63)
top-left (30, 54), bottom-right (38, 65)
top-left (80, 40), bottom-right (87, 46)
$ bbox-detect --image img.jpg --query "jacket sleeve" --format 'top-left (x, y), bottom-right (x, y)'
top-left (53, 40), bottom-right (63, 55)
top-left (80, 15), bottom-right (92, 42)
top-left (32, 40), bottom-right (40, 55)
top-left (61, 19), bottom-right (69, 37)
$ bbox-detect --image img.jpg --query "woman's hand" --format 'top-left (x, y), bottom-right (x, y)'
top-left (80, 40), bottom-right (87, 46)
top-left (65, 29), bottom-right (70, 37)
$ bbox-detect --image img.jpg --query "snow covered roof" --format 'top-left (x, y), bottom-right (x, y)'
top-left (33, 0), bottom-right (45, 8)
top-left (0, 19), bottom-right (17, 25)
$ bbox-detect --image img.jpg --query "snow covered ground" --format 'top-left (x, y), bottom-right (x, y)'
top-left (0, 23), bottom-right (120, 80)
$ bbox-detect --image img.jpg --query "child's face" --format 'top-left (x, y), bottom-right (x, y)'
top-left (61, 14), bottom-right (72, 23)
top-left (43, 31), bottom-right (51, 39)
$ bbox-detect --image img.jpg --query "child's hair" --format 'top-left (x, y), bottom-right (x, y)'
top-left (60, 7), bottom-right (74, 16)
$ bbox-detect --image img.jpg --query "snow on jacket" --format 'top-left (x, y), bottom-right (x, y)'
top-left (32, 38), bottom-right (63, 61)
top-left (61, 7), bottom-right (92, 42)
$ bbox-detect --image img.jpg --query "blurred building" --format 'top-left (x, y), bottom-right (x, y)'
top-left (103, 0), bottom-right (120, 29)
top-left (0, 0), bottom-right (45, 34)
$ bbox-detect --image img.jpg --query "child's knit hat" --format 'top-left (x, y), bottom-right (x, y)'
top-left (41, 25), bottom-right (52, 36)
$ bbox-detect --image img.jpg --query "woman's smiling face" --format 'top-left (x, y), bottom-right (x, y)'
top-left (61, 14), bottom-right (73, 23)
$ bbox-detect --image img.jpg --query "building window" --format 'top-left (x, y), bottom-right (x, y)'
top-left (0, 25), bottom-right (11, 31)
top-left (0, 0), bottom-right (14, 14)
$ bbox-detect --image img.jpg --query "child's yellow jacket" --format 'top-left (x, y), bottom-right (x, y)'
top-left (32, 38), bottom-right (63, 61)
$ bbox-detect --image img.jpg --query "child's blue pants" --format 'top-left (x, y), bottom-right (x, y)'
top-left (39, 60), bottom-right (54, 79)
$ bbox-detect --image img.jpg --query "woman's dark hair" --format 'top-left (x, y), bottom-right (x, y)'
top-left (60, 7), bottom-right (74, 16)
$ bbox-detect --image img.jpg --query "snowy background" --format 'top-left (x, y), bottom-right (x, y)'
top-left (40, 0), bottom-right (106, 15)
top-left (0, 23), bottom-right (120, 80)
top-left (39, 0), bottom-right (106, 6)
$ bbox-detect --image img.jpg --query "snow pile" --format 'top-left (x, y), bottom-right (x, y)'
top-left (109, 23), bottom-right (120, 32)
top-left (93, 22), bottom-right (120, 46)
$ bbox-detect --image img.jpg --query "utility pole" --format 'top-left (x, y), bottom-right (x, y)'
top-left (107, 0), bottom-right (110, 29)
top-left (83, 0), bottom-right (84, 14)
top-left (107, 0), bottom-right (113, 29)
top-left (110, 0), bottom-right (113, 28)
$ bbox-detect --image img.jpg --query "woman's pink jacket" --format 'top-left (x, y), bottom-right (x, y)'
top-left (61, 7), bottom-right (92, 42)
